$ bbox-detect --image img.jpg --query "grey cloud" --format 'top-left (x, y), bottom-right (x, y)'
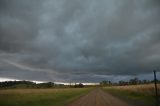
top-left (0, 0), bottom-right (160, 82)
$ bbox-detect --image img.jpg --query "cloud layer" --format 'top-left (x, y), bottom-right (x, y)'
top-left (0, 0), bottom-right (160, 82)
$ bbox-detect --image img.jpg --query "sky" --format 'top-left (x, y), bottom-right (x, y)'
top-left (0, 0), bottom-right (160, 83)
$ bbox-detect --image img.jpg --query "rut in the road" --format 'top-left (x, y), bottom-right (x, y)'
top-left (68, 88), bottom-right (131, 106)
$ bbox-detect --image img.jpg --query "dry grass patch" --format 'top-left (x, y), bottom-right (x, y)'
top-left (104, 84), bottom-right (160, 106)
top-left (107, 84), bottom-right (160, 96)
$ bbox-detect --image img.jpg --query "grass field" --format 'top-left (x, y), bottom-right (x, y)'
top-left (103, 84), bottom-right (160, 106)
top-left (0, 88), bottom-right (92, 106)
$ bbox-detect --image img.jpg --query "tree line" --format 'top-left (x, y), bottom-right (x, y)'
top-left (0, 81), bottom-right (56, 88)
top-left (100, 77), bottom-right (160, 86)
top-left (0, 80), bottom-right (84, 88)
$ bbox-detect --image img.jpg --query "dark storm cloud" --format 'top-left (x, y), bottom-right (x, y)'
top-left (0, 0), bottom-right (160, 82)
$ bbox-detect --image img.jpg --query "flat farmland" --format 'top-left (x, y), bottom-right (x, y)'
top-left (0, 88), bottom-right (92, 106)
top-left (0, 84), bottom-right (159, 106)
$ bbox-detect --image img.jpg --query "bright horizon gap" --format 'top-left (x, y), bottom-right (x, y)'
top-left (0, 77), bottom-right (99, 85)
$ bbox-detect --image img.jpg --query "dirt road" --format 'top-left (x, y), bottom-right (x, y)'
top-left (68, 88), bottom-right (131, 106)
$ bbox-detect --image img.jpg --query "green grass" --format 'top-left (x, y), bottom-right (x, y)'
top-left (103, 87), bottom-right (157, 106)
top-left (0, 88), bottom-right (92, 106)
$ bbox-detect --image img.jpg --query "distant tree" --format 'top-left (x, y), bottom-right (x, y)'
top-left (47, 82), bottom-right (54, 88)
top-left (129, 77), bottom-right (140, 85)
top-left (118, 81), bottom-right (128, 86)
top-left (79, 83), bottom-right (84, 88)
top-left (74, 83), bottom-right (84, 88)
top-left (100, 80), bottom-right (111, 86)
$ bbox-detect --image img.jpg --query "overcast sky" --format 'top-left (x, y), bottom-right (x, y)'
top-left (0, 0), bottom-right (160, 82)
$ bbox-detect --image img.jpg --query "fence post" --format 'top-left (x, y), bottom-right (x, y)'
top-left (154, 70), bottom-right (159, 106)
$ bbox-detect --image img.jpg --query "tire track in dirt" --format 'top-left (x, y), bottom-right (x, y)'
top-left (68, 88), bottom-right (131, 106)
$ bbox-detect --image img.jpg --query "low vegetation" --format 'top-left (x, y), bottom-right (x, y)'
top-left (0, 88), bottom-right (92, 106)
top-left (103, 84), bottom-right (160, 106)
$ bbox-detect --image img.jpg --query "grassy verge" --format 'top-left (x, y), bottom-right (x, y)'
top-left (103, 84), bottom-right (159, 106)
top-left (0, 88), bottom-right (92, 106)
